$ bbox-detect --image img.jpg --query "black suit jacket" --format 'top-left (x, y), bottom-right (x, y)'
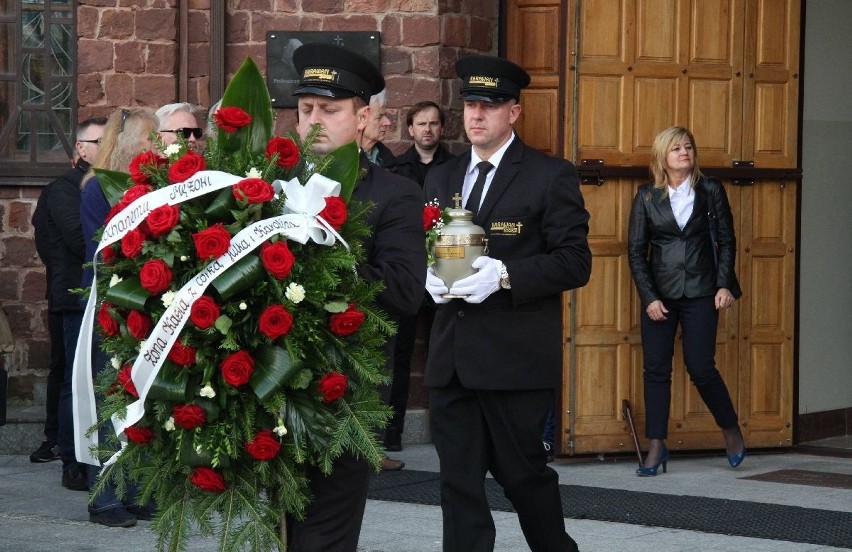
top-left (627, 176), bottom-right (739, 308)
top-left (353, 155), bottom-right (427, 317)
top-left (423, 136), bottom-right (591, 390)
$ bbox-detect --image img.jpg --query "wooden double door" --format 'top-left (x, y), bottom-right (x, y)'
top-left (506, 0), bottom-right (800, 454)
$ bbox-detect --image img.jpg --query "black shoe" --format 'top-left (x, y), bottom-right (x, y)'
top-left (126, 504), bottom-right (156, 521)
top-left (89, 508), bottom-right (137, 528)
top-left (383, 428), bottom-right (402, 452)
top-left (543, 441), bottom-right (555, 463)
top-left (30, 440), bottom-right (60, 463)
top-left (61, 463), bottom-right (89, 491)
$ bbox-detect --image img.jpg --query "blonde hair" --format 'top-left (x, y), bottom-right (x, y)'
top-left (649, 126), bottom-right (703, 192)
top-left (82, 107), bottom-right (158, 188)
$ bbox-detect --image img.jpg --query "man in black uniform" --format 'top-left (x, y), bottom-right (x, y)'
top-left (424, 55), bottom-right (592, 552)
top-left (31, 117), bottom-right (106, 487)
top-left (288, 42), bottom-right (426, 552)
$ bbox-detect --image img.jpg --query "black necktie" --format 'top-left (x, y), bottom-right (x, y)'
top-left (465, 161), bottom-right (493, 215)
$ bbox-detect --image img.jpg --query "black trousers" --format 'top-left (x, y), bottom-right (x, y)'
top-left (287, 452), bottom-right (371, 552)
top-left (640, 295), bottom-right (739, 439)
top-left (430, 378), bottom-right (578, 552)
top-left (44, 311), bottom-right (65, 442)
top-left (387, 305), bottom-right (435, 436)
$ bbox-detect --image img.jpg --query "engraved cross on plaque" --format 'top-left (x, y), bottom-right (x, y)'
top-left (451, 192), bottom-right (462, 208)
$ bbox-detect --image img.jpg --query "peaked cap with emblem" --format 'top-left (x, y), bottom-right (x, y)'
top-left (292, 42), bottom-right (385, 103)
top-left (456, 55), bottom-right (531, 102)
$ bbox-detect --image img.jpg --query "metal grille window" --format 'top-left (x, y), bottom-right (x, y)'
top-left (0, 0), bottom-right (75, 179)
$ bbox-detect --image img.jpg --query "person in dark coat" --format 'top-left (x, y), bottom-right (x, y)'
top-left (627, 126), bottom-right (745, 476)
top-left (287, 42), bottom-right (427, 552)
top-left (30, 117), bottom-right (106, 487)
top-left (423, 55), bottom-right (591, 552)
top-left (383, 101), bottom-right (455, 452)
top-left (358, 90), bottom-right (396, 167)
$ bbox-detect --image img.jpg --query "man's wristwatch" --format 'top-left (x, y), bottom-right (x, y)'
top-left (499, 262), bottom-right (511, 289)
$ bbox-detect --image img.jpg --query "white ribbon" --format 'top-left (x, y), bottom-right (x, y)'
top-left (73, 171), bottom-right (345, 466)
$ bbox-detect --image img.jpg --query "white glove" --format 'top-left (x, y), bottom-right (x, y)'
top-left (426, 266), bottom-right (451, 304)
top-left (449, 256), bottom-right (501, 304)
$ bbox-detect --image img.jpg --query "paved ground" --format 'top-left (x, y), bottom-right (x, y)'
top-left (1, 444), bottom-right (851, 551)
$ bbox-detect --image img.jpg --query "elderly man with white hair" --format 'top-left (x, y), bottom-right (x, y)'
top-left (155, 102), bottom-right (202, 149)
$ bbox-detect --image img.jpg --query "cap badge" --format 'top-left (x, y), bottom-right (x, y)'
top-left (302, 68), bottom-right (339, 82)
top-left (468, 75), bottom-right (499, 88)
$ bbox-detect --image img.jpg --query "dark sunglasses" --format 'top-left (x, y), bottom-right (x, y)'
top-left (160, 127), bottom-right (203, 140)
top-left (78, 139), bottom-right (100, 145)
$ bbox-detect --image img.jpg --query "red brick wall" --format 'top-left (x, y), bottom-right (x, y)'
top-left (2, 0), bottom-right (496, 416)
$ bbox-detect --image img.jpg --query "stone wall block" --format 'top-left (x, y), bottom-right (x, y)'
top-left (346, 0), bottom-right (390, 13)
top-left (77, 73), bottom-right (105, 105)
top-left (134, 75), bottom-right (178, 107)
top-left (250, 12), bottom-right (296, 41)
top-left (77, 7), bottom-right (100, 39)
top-left (412, 47), bottom-right (440, 77)
top-left (441, 14), bottom-right (467, 47)
top-left (302, 0), bottom-right (344, 13)
top-left (236, 0), bottom-right (273, 9)
top-left (438, 0), bottom-right (462, 12)
top-left (227, 11), bottom-right (251, 43)
top-left (100, 8), bottom-right (135, 39)
top-left (78, 39), bottom-right (114, 73)
top-left (147, 42), bottom-right (179, 74)
top-left (0, 270), bottom-right (20, 302)
top-left (104, 73), bottom-right (135, 106)
top-left (320, 15), bottom-right (380, 32)
top-left (392, 0), bottom-right (434, 12)
top-left (1, 237), bottom-right (39, 268)
top-left (115, 41), bottom-right (146, 73)
top-left (187, 10), bottom-right (210, 43)
top-left (80, 0), bottom-right (120, 8)
top-left (136, 9), bottom-right (178, 41)
top-left (438, 46), bottom-right (460, 79)
top-left (188, 76), bottom-right (211, 107)
top-left (468, 16), bottom-right (494, 52)
top-left (226, 45), bottom-right (266, 75)
top-left (411, 75), bottom-right (441, 105)
top-left (380, 14), bottom-right (402, 46)
top-left (3, 304), bottom-right (35, 335)
top-left (186, 44), bottom-right (211, 78)
top-left (8, 202), bottom-right (32, 233)
top-left (462, 0), bottom-right (498, 19)
top-left (401, 15), bottom-right (440, 46)
top-left (382, 47), bottom-right (411, 76)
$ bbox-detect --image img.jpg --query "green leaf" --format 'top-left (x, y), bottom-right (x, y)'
top-left (323, 300), bottom-right (348, 313)
top-left (219, 58), bottom-right (274, 154)
top-left (94, 168), bottom-right (132, 206)
top-left (203, 186), bottom-right (237, 221)
top-left (211, 255), bottom-right (264, 300)
top-left (103, 277), bottom-right (150, 310)
top-left (322, 141), bottom-right (360, 202)
top-left (250, 346), bottom-right (299, 401)
top-left (146, 363), bottom-right (190, 402)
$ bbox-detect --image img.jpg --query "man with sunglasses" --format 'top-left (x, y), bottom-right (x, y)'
top-left (155, 102), bottom-right (202, 150)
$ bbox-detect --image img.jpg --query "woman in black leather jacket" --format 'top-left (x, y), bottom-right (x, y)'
top-left (628, 126), bottom-right (745, 476)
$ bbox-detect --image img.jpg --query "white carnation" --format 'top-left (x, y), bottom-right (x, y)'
top-left (161, 290), bottom-right (176, 308)
top-left (180, 255), bottom-right (188, 262)
top-left (245, 167), bottom-right (262, 179)
top-left (200, 385), bottom-right (216, 398)
top-left (164, 417), bottom-right (176, 431)
top-left (239, 302), bottom-right (248, 310)
top-left (164, 143), bottom-right (181, 156)
top-left (273, 424), bottom-right (288, 437)
top-left (285, 282), bottom-right (306, 304)
top-left (110, 356), bottom-right (121, 370)
top-left (109, 274), bottom-right (123, 288)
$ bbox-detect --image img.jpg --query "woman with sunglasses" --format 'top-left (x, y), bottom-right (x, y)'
top-left (77, 107), bottom-right (160, 527)
top-left (156, 102), bottom-right (202, 150)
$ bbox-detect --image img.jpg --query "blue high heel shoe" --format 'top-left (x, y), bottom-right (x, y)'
top-left (636, 447), bottom-right (669, 477)
top-left (728, 447), bottom-right (746, 468)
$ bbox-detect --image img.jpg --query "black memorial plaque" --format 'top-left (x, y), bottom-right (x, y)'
top-left (266, 31), bottom-right (382, 108)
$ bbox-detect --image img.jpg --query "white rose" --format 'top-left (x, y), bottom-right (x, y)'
top-left (285, 282), bottom-right (305, 304)
top-left (199, 385), bottom-right (216, 398)
top-left (239, 302), bottom-right (247, 310)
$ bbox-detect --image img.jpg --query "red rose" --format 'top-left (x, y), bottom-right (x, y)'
top-left (168, 341), bottom-right (197, 366)
top-left (173, 404), bottom-right (206, 429)
top-left (122, 183), bottom-right (154, 205)
top-left (245, 429), bottom-right (281, 461)
top-left (233, 178), bottom-right (274, 204)
top-left (129, 151), bottom-right (167, 185)
top-left (220, 350), bottom-right (254, 387)
top-left (139, 258), bottom-right (173, 295)
top-left (126, 310), bottom-right (153, 340)
top-left (318, 196), bottom-right (347, 230)
top-left (260, 241), bottom-right (295, 279)
top-left (117, 364), bottom-right (139, 397)
top-left (265, 137), bottom-right (300, 169)
top-left (258, 305), bottom-right (293, 340)
top-left (329, 304), bottom-right (365, 336)
top-left (101, 244), bottom-right (117, 265)
top-left (98, 302), bottom-right (120, 337)
top-left (214, 106), bottom-right (252, 134)
top-left (423, 204), bottom-right (442, 231)
top-left (318, 372), bottom-right (348, 403)
top-left (120, 228), bottom-right (145, 258)
top-left (190, 295), bottom-right (220, 329)
top-left (190, 466), bottom-right (226, 492)
top-left (168, 150), bottom-right (206, 184)
top-left (145, 204), bottom-right (180, 236)
top-left (125, 424), bottom-right (155, 445)
top-left (193, 223), bottom-right (231, 260)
